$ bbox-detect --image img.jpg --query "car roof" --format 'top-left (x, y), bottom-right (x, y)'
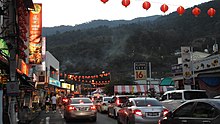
top-left (164, 90), bottom-right (206, 94)
top-left (129, 97), bottom-right (157, 101)
top-left (182, 99), bottom-right (220, 107)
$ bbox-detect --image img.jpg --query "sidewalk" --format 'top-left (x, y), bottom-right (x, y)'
top-left (18, 108), bottom-right (42, 124)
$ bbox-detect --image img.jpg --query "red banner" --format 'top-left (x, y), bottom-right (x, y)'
top-left (29, 3), bottom-right (42, 64)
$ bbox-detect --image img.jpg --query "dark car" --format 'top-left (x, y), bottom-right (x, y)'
top-left (159, 99), bottom-right (220, 124)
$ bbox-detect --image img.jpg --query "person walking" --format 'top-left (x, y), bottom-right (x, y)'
top-left (51, 94), bottom-right (57, 113)
top-left (45, 95), bottom-right (50, 113)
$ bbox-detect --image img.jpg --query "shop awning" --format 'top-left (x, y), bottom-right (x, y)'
top-left (160, 77), bottom-right (174, 86)
top-left (17, 73), bottom-right (35, 90)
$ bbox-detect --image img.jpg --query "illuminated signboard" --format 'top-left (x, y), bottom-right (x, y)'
top-left (49, 77), bottom-right (61, 87)
top-left (29, 3), bottom-right (42, 64)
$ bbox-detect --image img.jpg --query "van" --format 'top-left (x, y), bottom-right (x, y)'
top-left (159, 90), bottom-right (208, 111)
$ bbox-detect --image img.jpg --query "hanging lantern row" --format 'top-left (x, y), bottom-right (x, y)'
top-left (65, 72), bottom-right (111, 80)
top-left (100, 0), bottom-right (216, 17)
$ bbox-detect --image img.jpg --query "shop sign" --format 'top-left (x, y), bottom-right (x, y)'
top-left (62, 83), bottom-right (70, 89)
top-left (193, 54), bottom-right (220, 72)
top-left (49, 77), bottom-right (61, 87)
top-left (6, 81), bottom-right (19, 96)
top-left (134, 62), bottom-right (147, 80)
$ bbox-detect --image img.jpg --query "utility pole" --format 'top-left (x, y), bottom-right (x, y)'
top-left (4, 0), bottom-right (18, 124)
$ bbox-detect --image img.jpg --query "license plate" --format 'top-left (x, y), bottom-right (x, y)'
top-left (147, 112), bottom-right (159, 116)
top-left (80, 107), bottom-right (85, 110)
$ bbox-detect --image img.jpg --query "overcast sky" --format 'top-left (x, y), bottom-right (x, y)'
top-left (33, 0), bottom-right (212, 27)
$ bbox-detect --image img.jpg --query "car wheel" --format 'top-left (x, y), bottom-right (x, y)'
top-left (91, 117), bottom-right (97, 122)
top-left (108, 109), bottom-right (111, 117)
top-left (113, 110), bottom-right (117, 119)
top-left (117, 114), bottom-right (122, 124)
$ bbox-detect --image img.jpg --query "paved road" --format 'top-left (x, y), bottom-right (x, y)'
top-left (30, 109), bottom-right (117, 124)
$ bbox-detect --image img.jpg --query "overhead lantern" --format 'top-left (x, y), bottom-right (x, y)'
top-left (122, 0), bottom-right (130, 7)
top-left (160, 4), bottom-right (168, 13)
top-left (177, 6), bottom-right (185, 16)
top-left (207, 8), bottom-right (216, 17)
top-left (100, 0), bottom-right (108, 4)
top-left (142, 1), bottom-right (151, 10)
top-left (192, 7), bottom-right (201, 17)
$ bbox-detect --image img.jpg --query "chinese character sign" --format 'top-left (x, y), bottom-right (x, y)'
top-left (29, 3), bottom-right (42, 64)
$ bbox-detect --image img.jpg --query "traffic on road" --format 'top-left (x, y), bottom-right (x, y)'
top-left (29, 90), bottom-right (220, 124)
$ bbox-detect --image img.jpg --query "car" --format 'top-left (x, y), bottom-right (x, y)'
top-left (108, 95), bottom-right (136, 118)
top-left (159, 90), bottom-right (208, 111)
top-left (117, 97), bottom-right (168, 124)
top-left (159, 99), bottom-right (220, 124)
top-left (64, 97), bottom-right (97, 122)
top-left (96, 96), bottom-right (113, 113)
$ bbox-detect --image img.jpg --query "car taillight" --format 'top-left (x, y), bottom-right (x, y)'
top-left (90, 105), bottom-right (96, 110)
top-left (63, 98), bottom-right (68, 103)
top-left (116, 99), bottom-right (120, 106)
top-left (133, 109), bottom-right (142, 116)
top-left (68, 106), bottom-right (76, 111)
top-left (162, 108), bottom-right (169, 117)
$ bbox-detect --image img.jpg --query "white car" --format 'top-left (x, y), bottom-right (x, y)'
top-left (159, 90), bottom-right (208, 111)
top-left (96, 96), bottom-right (112, 113)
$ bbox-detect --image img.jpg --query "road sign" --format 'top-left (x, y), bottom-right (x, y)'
top-left (134, 62), bottom-right (147, 80)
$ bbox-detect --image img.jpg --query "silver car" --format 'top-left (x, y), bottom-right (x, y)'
top-left (117, 97), bottom-right (168, 124)
top-left (64, 97), bottom-right (97, 122)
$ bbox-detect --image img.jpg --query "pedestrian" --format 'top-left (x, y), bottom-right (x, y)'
top-left (45, 95), bottom-right (50, 113)
top-left (51, 94), bottom-right (57, 113)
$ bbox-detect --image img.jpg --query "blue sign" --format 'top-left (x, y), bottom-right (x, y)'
top-left (49, 77), bottom-right (61, 87)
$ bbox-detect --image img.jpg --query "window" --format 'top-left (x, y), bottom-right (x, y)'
top-left (71, 98), bottom-right (92, 104)
top-left (184, 91), bottom-right (208, 100)
top-left (161, 94), bottom-right (167, 101)
top-left (192, 102), bottom-right (218, 118)
top-left (169, 92), bottom-right (182, 100)
top-left (134, 99), bottom-right (162, 107)
top-left (174, 102), bottom-right (194, 117)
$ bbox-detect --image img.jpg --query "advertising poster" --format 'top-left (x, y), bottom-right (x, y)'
top-left (29, 3), bottom-right (42, 64)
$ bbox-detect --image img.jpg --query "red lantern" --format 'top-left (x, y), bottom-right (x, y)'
top-left (100, 0), bottom-right (108, 4)
top-left (177, 6), bottom-right (185, 16)
top-left (192, 7), bottom-right (201, 17)
top-left (160, 4), bottom-right (168, 13)
top-left (207, 8), bottom-right (216, 17)
top-left (142, 1), bottom-right (151, 10)
top-left (122, 0), bottom-right (130, 7)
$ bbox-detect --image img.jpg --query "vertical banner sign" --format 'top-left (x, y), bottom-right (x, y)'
top-left (134, 62), bottom-right (147, 80)
top-left (181, 47), bottom-right (193, 85)
top-left (29, 3), bottom-right (42, 64)
top-left (0, 90), bottom-right (2, 124)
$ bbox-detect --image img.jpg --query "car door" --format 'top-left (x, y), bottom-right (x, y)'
top-left (170, 102), bottom-right (195, 124)
top-left (190, 102), bottom-right (219, 124)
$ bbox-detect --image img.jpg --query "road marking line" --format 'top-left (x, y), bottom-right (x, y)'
top-left (46, 117), bottom-right (50, 124)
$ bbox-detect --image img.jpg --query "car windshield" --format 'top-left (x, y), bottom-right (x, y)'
top-left (184, 91), bottom-right (208, 100)
top-left (71, 98), bottom-right (92, 104)
top-left (134, 99), bottom-right (162, 107)
top-left (104, 97), bottom-right (112, 101)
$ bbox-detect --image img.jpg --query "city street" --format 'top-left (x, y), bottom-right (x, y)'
top-left (30, 110), bottom-right (117, 124)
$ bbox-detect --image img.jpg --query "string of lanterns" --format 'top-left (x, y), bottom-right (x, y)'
top-left (59, 72), bottom-right (111, 86)
top-left (100, 0), bottom-right (216, 17)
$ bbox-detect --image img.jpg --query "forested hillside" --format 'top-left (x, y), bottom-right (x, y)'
top-left (45, 0), bottom-right (220, 83)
